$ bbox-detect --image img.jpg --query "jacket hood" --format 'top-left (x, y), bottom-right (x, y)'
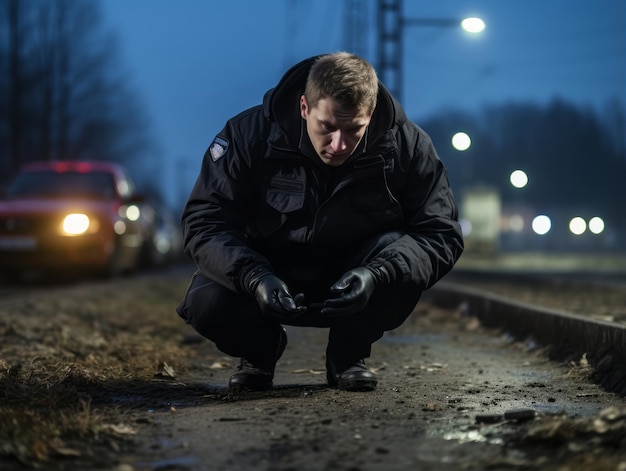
top-left (262, 54), bottom-right (406, 151)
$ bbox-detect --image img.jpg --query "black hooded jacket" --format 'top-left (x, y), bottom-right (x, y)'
top-left (181, 55), bottom-right (464, 295)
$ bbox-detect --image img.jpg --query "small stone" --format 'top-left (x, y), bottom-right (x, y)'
top-left (475, 413), bottom-right (503, 424)
top-left (504, 408), bottom-right (536, 421)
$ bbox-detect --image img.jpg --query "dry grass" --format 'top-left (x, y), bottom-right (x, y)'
top-left (0, 271), bottom-right (200, 466)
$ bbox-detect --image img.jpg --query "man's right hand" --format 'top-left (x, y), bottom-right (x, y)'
top-left (254, 274), bottom-right (306, 319)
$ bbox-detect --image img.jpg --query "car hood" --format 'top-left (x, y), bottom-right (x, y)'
top-left (0, 197), bottom-right (116, 215)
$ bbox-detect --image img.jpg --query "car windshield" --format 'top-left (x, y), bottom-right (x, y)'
top-left (5, 171), bottom-right (117, 200)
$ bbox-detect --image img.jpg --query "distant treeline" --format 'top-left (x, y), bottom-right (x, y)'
top-left (421, 99), bottom-right (626, 237)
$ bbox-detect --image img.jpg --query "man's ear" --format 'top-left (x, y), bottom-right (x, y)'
top-left (300, 95), bottom-right (308, 120)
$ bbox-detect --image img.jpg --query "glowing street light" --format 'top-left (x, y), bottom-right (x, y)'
top-left (569, 217), bottom-right (586, 235)
top-left (402, 16), bottom-right (486, 32)
top-left (510, 170), bottom-right (528, 189)
top-left (451, 132), bottom-right (471, 151)
top-left (589, 216), bottom-right (605, 234)
top-left (461, 17), bottom-right (486, 33)
top-left (532, 215), bottom-right (551, 235)
top-left (377, 3), bottom-right (487, 104)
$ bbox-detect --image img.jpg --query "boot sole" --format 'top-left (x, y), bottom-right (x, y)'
top-left (228, 381), bottom-right (273, 392)
top-left (337, 377), bottom-right (378, 392)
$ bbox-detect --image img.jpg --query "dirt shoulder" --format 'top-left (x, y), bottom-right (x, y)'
top-left (1, 267), bottom-right (625, 470)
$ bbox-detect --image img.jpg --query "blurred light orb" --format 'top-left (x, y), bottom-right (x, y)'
top-left (588, 216), bottom-right (605, 234)
top-left (114, 220), bottom-right (127, 235)
top-left (117, 181), bottom-right (130, 195)
top-left (461, 17), bottom-right (486, 33)
top-left (156, 236), bottom-right (172, 254)
top-left (126, 205), bottom-right (141, 221)
top-left (510, 170), bottom-right (528, 189)
top-left (569, 217), bottom-right (586, 235)
top-left (63, 213), bottom-right (90, 235)
top-left (532, 215), bottom-right (551, 235)
top-left (509, 214), bottom-right (524, 232)
top-left (452, 132), bottom-right (471, 151)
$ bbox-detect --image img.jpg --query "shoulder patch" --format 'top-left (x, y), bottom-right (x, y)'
top-left (209, 136), bottom-right (229, 162)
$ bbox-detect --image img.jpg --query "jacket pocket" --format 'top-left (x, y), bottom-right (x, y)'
top-left (266, 175), bottom-right (305, 213)
top-left (257, 174), bottom-right (306, 237)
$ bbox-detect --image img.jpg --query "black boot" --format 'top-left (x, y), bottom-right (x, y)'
top-left (228, 328), bottom-right (287, 391)
top-left (326, 358), bottom-right (377, 392)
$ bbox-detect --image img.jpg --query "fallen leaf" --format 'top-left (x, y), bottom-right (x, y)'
top-left (421, 362), bottom-right (448, 372)
top-left (51, 444), bottom-right (81, 457)
top-left (103, 423), bottom-right (137, 435)
top-left (290, 368), bottom-right (325, 375)
top-left (371, 362), bottom-right (387, 373)
top-left (579, 353), bottom-right (589, 368)
top-left (161, 362), bottom-right (176, 378)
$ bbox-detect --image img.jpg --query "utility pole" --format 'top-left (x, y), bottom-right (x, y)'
top-left (8, 0), bottom-right (22, 176)
top-left (376, 0), bottom-right (403, 100)
top-left (375, 0), bottom-right (485, 105)
top-left (344, 0), bottom-right (369, 59)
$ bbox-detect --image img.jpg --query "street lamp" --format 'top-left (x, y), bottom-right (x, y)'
top-left (461, 18), bottom-right (486, 33)
top-left (403, 17), bottom-right (485, 33)
top-left (510, 169), bottom-right (528, 189)
top-left (532, 215), bottom-right (552, 235)
top-left (569, 217), bottom-right (587, 236)
top-left (451, 132), bottom-right (471, 151)
top-left (589, 217), bottom-right (605, 235)
top-left (377, 0), bottom-right (486, 103)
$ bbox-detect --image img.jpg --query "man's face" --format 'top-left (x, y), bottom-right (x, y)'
top-left (300, 95), bottom-right (372, 166)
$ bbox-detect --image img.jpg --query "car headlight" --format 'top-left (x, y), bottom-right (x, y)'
top-left (62, 213), bottom-right (91, 235)
top-left (118, 205), bottom-right (141, 221)
top-left (126, 205), bottom-right (141, 221)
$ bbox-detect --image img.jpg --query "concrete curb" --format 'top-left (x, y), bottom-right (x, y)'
top-left (423, 281), bottom-right (626, 396)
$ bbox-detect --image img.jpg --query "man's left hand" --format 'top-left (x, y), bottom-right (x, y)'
top-left (321, 267), bottom-right (377, 317)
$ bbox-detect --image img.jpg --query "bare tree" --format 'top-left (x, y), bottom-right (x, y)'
top-left (6, 0), bottom-right (23, 177)
top-left (0, 0), bottom-right (157, 193)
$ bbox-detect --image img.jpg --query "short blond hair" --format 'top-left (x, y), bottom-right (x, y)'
top-left (304, 52), bottom-right (378, 115)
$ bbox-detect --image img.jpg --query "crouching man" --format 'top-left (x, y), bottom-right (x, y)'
top-left (177, 52), bottom-right (463, 392)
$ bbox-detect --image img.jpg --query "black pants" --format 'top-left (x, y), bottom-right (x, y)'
top-left (176, 232), bottom-right (421, 366)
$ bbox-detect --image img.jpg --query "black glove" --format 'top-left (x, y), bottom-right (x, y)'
top-left (321, 267), bottom-right (378, 317)
top-left (253, 274), bottom-right (306, 319)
